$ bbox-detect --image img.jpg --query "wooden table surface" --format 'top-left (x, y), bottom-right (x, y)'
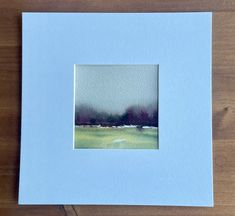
top-left (1, 0), bottom-right (235, 215)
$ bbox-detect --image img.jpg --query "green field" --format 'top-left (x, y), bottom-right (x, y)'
top-left (74, 126), bottom-right (158, 149)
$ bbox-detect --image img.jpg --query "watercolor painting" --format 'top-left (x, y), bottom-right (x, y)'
top-left (74, 65), bottom-right (159, 149)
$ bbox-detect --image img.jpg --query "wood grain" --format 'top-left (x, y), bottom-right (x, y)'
top-left (0, 1), bottom-right (235, 215)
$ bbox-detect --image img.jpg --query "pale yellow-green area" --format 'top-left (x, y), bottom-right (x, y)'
top-left (74, 127), bottom-right (158, 149)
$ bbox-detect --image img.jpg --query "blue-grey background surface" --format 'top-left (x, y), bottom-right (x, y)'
top-left (20, 13), bottom-right (213, 206)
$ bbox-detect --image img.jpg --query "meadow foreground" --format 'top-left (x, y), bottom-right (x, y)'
top-left (74, 126), bottom-right (158, 149)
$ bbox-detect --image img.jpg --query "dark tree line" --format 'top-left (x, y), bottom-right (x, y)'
top-left (75, 104), bottom-right (158, 127)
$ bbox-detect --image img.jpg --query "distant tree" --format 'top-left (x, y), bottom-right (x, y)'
top-left (106, 114), bottom-right (119, 125)
top-left (140, 108), bottom-right (149, 126)
top-left (119, 112), bottom-right (127, 125)
top-left (126, 107), bottom-right (136, 125)
top-left (149, 109), bottom-right (158, 127)
top-left (89, 118), bottom-right (97, 125)
top-left (75, 104), bottom-right (158, 127)
top-left (75, 105), bottom-right (97, 125)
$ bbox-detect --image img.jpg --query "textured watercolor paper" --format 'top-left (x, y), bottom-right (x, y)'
top-left (19, 12), bottom-right (213, 206)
